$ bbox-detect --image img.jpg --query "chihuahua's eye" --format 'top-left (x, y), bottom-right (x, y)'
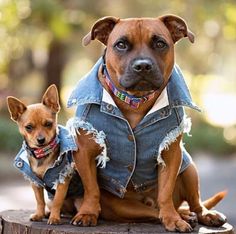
top-left (25, 124), bottom-right (33, 132)
top-left (44, 121), bottom-right (53, 128)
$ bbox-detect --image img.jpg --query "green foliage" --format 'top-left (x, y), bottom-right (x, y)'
top-left (184, 120), bottom-right (236, 156)
top-left (0, 0), bottom-right (236, 157)
top-left (0, 117), bottom-right (22, 153)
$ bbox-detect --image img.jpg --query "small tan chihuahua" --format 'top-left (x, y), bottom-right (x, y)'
top-left (7, 84), bottom-right (107, 225)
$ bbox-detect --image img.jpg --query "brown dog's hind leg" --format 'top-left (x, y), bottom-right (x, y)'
top-left (71, 129), bottom-right (102, 227)
top-left (172, 176), bottom-right (198, 228)
top-left (100, 189), bottom-right (160, 223)
top-left (180, 163), bottom-right (227, 227)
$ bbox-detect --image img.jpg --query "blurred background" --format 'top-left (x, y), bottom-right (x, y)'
top-left (0, 0), bottom-right (236, 227)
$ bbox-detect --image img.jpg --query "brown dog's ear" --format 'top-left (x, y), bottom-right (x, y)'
top-left (7, 97), bottom-right (27, 122)
top-left (82, 16), bottom-right (120, 46)
top-left (41, 84), bottom-right (60, 113)
top-left (160, 15), bottom-right (194, 43)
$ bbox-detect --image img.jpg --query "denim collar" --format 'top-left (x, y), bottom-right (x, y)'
top-left (16, 125), bottom-right (77, 165)
top-left (67, 57), bottom-right (200, 112)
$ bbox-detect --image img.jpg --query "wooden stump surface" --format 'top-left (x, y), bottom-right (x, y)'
top-left (0, 210), bottom-right (234, 234)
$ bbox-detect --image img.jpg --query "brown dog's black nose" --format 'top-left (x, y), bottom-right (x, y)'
top-left (131, 58), bottom-right (153, 73)
top-left (37, 136), bottom-right (45, 145)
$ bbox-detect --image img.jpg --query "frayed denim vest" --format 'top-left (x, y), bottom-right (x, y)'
top-left (67, 58), bottom-right (200, 198)
top-left (14, 123), bottom-right (107, 199)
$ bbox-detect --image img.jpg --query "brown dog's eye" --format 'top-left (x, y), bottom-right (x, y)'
top-left (44, 121), bottom-right (53, 128)
top-left (114, 36), bottom-right (131, 52)
top-left (156, 41), bottom-right (166, 48)
top-left (25, 124), bottom-right (33, 132)
top-left (151, 36), bottom-right (168, 50)
top-left (115, 41), bottom-right (128, 50)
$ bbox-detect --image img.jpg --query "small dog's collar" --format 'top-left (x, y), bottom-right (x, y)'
top-left (102, 63), bottom-right (157, 109)
top-left (24, 136), bottom-right (59, 159)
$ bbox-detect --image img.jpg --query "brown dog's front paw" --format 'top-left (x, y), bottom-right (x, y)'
top-left (178, 209), bottom-right (198, 228)
top-left (162, 217), bottom-right (193, 233)
top-left (71, 213), bottom-right (98, 227)
top-left (47, 215), bottom-right (61, 225)
top-left (30, 213), bottom-right (45, 222)
top-left (197, 209), bottom-right (227, 227)
top-left (160, 209), bottom-right (193, 233)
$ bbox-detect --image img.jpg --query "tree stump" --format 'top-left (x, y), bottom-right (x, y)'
top-left (0, 210), bottom-right (234, 234)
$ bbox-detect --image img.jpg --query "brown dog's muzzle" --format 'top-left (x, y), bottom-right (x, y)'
top-left (119, 57), bottom-right (164, 92)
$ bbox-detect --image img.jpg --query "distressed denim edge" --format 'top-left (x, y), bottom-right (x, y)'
top-left (52, 162), bottom-right (75, 190)
top-left (66, 117), bottom-right (109, 168)
top-left (157, 116), bottom-right (192, 167)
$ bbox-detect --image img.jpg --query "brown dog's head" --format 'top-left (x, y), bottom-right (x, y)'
top-left (83, 15), bottom-right (194, 96)
top-left (7, 85), bottom-right (60, 148)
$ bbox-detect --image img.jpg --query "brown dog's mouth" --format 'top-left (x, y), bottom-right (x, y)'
top-left (120, 75), bottom-right (164, 93)
top-left (124, 80), bottom-right (159, 92)
top-left (119, 65), bottom-right (164, 93)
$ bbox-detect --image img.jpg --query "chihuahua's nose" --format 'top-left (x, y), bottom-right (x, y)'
top-left (37, 136), bottom-right (45, 145)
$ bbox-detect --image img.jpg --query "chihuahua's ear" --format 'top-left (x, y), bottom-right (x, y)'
top-left (160, 14), bottom-right (194, 43)
top-left (42, 84), bottom-right (60, 113)
top-left (82, 16), bottom-right (119, 46)
top-left (7, 97), bottom-right (27, 122)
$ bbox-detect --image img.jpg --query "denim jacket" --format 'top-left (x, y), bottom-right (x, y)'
top-left (67, 57), bottom-right (200, 198)
top-left (14, 125), bottom-right (83, 199)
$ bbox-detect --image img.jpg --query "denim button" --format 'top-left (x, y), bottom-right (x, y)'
top-left (16, 161), bottom-right (23, 168)
top-left (127, 165), bottom-right (133, 172)
top-left (160, 111), bottom-right (165, 117)
top-left (106, 104), bottom-right (113, 111)
top-left (127, 134), bottom-right (134, 141)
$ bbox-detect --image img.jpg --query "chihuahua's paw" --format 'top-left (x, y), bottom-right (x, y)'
top-left (197, 209), bottom-right (226, 227)
top-left (30, 213), bottom-right (45, 222)
top-left (71, 213), bottom-right (98, 227)
top-left (47, 215), bottom-right (61, 225)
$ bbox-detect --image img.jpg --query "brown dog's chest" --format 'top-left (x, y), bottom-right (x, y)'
top-left (115, 99), bottom-right (157, 129)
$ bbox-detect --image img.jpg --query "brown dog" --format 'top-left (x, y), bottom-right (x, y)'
top-left (67, 15), bottom-right (227, 232)
top-left (7, 85), bottom-right (104, 226)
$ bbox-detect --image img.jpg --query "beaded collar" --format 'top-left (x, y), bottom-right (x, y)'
top-left (102, 63), bottom-right (157, 109)
top-left (24, 136), bottom-right (59, 159)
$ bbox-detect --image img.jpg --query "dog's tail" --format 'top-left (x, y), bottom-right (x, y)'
top-left (202, 190), bottom-right (227, 210)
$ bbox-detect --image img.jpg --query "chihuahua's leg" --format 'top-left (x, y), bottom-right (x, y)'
top-left (47, 176), bottom-right (71, 225)
top-left (71, 129), bottom-right (102, 226)
top-left (30, 184), bottom-right (46, 221)
top-left (157, 135), bottom-right (193, 232)
top-left (180, 163), bottom-right (226, 227)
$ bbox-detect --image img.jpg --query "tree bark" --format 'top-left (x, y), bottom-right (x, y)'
top-left (45, 39), bottom-right (65, 102)
top-left (0, 210), bottom-right (234, 234)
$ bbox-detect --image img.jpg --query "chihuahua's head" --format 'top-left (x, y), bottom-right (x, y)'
top-left (7, 85), bottom-right (60, 149)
